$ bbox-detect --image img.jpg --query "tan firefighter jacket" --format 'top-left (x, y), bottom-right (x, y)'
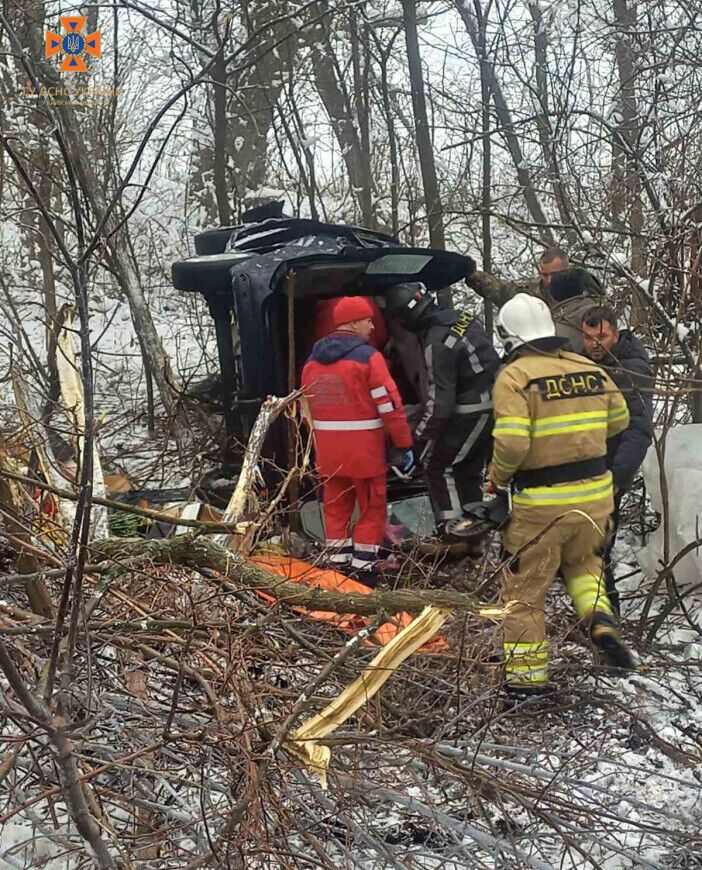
top-left (490, 347), bottom-right (629, 515)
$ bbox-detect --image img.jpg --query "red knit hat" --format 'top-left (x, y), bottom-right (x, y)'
top-left (332, 295), bottom-right (374, 327)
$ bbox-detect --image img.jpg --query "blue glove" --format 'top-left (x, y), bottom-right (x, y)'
top-left (398, 449), bottom-right (415, 473)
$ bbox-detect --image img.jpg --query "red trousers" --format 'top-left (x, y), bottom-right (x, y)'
top-left (323, 474), bottom-right (387, 571)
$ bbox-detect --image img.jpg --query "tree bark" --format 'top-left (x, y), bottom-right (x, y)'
top-left (308, 20), bottom-right (375, 226)
top-left (527, 1), bottom-right (576, 243)
top-left (402, 0), bottom-right (450, 305)
top-left (611, 0), bottom-right (646, 284)
top-left (457, 1), bottom-right (555, 247)
top-left (90, 534), bottom-right (481, 616)
top-left (477, 5), bottom-right (493, 337)
top-left (189, 0), bottom-right (301, 222)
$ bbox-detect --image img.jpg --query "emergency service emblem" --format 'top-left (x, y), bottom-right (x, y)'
top-left (45, 17), bottom-right (101, 73)
top-left (529, 370), bottom-right (606, 401)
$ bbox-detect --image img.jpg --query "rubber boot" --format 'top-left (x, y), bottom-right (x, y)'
top-left (590, 612), bottom-right (636, 673)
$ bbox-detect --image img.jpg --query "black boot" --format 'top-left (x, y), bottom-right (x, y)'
top-left (590, 612), bottom-right (636, 673)
top-left (604, 564), bottom-right (621, 617)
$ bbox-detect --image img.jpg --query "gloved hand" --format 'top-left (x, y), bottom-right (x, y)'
top-left (485, 479), bottom-right (507, 496)
top-left (486, 485), bottom-right (511, 525)
top-left (397, 449), bottom-right (415, 473)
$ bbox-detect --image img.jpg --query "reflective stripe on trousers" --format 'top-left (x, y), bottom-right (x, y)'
top-left (325, 537), bottom-right (352, 564)
top-left (566, 572), bottom-right (613, 618)
top-left (503, 641), bottom-right (549, 686)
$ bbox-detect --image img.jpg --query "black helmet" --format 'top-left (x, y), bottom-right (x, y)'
top-left (385, 282), bottom-right (435, 330)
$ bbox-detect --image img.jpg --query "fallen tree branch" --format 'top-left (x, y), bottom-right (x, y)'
top-left (0, 468), bottom-right (238, 533)
top-left (89, 535), bottom-right (484, 616)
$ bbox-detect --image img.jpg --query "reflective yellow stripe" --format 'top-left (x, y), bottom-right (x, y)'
top-left (532, 410), bottom-right (608, 439)
top-left (566, 573), bottom-right (613, 617)
top-left (504, 665), bottom-right (549, 684)
top-left (533, 422), bottom-right (607, 438)
top-left (608, 404), bottom-right (629, 421)
top-left (503, 641), bottom-right (549, 653)
top-left (494, 416), bottom-right (531, 439)
top-left (513, 474), bottom-right (613, 507)
top-left (503, 641), bottom-right (549, 684)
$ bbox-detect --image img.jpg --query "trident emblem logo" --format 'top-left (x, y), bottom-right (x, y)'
top-left (45, 16), bottom-right (101, 73)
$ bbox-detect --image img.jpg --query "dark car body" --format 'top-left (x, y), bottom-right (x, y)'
top-left (172, 218), bottom-right (475, 530)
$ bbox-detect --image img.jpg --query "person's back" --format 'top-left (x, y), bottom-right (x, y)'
top-left (490, 293), bottom-right (634, 694)
top-left (415, 307), bottom-right (498, 441)
top-left (548, 269), bottom-right (602, 354)
top-left (384, 282), bottom-right (500, 538)
top-left (494, 348), bottom-right (628, 513)
top-left (301, 296), bottom-right (411, 577)
top-left (302, 331), bottom-right (408, 479)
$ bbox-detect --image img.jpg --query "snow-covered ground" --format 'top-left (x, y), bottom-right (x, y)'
top-left (1, 255), bottom-right (701, 870)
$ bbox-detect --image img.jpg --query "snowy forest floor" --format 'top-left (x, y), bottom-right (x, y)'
top-left (1, 288), bottom-right (701, 869)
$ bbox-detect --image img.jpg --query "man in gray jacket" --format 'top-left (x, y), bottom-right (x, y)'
top-left (548, 268), bottom-right (603, 354)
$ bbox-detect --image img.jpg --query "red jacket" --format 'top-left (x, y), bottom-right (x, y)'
top-left (302, 332), bottom-right (412, 478)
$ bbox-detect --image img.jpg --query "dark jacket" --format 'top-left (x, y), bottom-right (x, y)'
top-left (415, 309), bottom-right (500, 442)
top-left (599, 330), bottom-right (654, 491)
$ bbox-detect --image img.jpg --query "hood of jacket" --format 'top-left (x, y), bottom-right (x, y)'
top-left (309, 332), bottom-right (368, 364)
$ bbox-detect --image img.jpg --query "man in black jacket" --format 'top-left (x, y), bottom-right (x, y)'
top-left (385, 283), bottom-right (500, 537)
top-left (581, 305), bottom-right (654, 612)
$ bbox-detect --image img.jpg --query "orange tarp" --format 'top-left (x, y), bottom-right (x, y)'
top-left (250, 553), bottom-right (447, 651)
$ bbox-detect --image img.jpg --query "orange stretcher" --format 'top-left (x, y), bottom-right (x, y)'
top-left (250, 553), bottom-right (448, 652)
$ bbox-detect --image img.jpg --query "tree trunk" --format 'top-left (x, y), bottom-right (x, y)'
top-left (612, 0), bottom-right (646, 293)
top-left (457, 1), bottom-right (555, 247)
top-left (189, 1), bottom-right (301, 222)
top-left (212, 53), bottom-right (232, 226)
top-left (402, 1), bottom-right (448, 303)
top-left (473, 4), bottom-right (494, 335)
top-left (91, 535), bottom-right (481, 616)
top-left (308, 21), bottom-right (376, 226)
top-left (527, 1), bottom-right (576, 243)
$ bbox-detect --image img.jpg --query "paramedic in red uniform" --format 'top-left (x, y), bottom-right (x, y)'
top-left (302, 296), bottom-right (413, 577)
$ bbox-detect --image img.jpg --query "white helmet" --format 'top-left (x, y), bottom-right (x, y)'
top-left (497, 293), bottom-right (555, 354)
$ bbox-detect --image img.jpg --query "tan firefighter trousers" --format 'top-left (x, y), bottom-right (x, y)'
top-left (500, 498), bottom-right (614, 688)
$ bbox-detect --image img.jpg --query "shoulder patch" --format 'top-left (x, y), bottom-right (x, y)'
top-left (449, 310), bottom-right (472, 339)
top-left (527, 370), bottom-right (606, 401)
top-left (442, 311), bottom-right (473, 349)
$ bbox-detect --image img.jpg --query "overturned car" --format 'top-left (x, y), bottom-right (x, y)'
top-left (171, 213), bottom-right (476, 539)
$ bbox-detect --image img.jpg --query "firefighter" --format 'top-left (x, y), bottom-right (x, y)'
top-left (301, 296), bottom-right (413, 578)
top-left (384, 283), bottom-right (500, 538)
top-left (490, 293), bottom-right (636, 693)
